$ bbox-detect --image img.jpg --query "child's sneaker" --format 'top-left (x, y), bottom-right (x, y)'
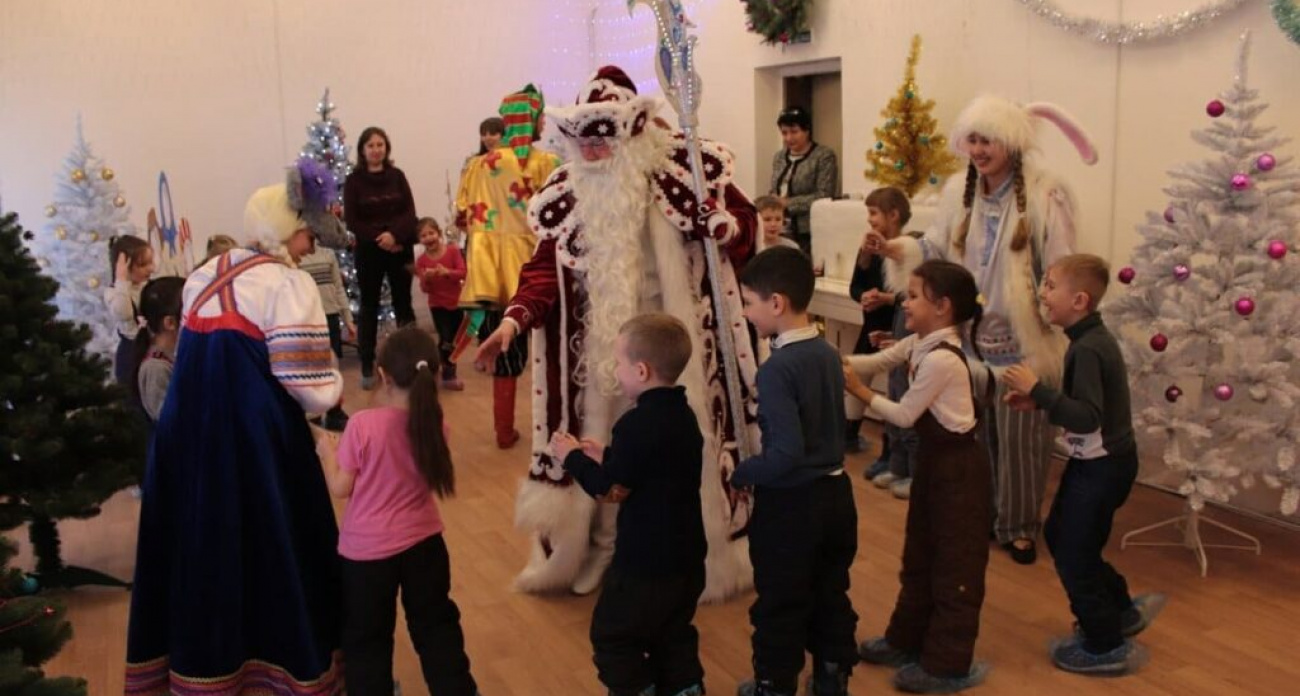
top-left (858, 636), bottom-right (917, 667)
top-left (864, 457), bottom-right (890, 480)
top-left (872, 471), bottom-right (901, 489)
top-left (1049, 636), bottom-right (1147, 675)
top-left (441, 377), bottom-right (465, 391)
top-left (1122, 592), bottom-right (1167, 637)
top-left (892, 662), bottom-right (989, 693)
top-left (804, 660), bottom-right (852, 696)
top-left (890, 478), bottom-right (912, 499)
top-left (1072, 592), bottom-right (1168, 640)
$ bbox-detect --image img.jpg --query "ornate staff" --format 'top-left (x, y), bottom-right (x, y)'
top-left (629, 0), bottom-right (752, 461)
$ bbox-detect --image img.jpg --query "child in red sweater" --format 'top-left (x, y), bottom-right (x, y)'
top-left (415, 217), bottom-right (467, 391)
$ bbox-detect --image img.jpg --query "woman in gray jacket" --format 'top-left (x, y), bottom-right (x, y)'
top-left (770, 106), bottom-right (839, 254)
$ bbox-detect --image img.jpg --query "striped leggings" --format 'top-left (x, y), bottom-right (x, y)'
top-left (986, 380), bottom-right (1057, 543)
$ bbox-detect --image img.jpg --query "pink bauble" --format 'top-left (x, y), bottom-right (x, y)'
top-left (1256, 153), bottom-right (1276, 172)
top-left (1163, 206), bottom-right (1176, 224)
top-left (1267, 240), bottom-right (1288, 260)
top-left (1173, 264), bottom-right (1191, 281)
top-left (1118, 267), bottom-right (1136, 284)
top-left (1150, 333), bottom-right (1169, 352)
top-left (1165, 386), bottom-right (1183, 403)
top-left (1235, 296), bottom-right (1256, 316)
top-left (1214, 383), bottom-right (1234, 401)
top-left (1206, 99), bottom-right (1226, 117)
top-left (1231, 173), bottom-right (1251, 191)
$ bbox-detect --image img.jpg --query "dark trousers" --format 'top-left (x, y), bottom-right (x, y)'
top-left (429, 307), bottom-right (465, 367)
top-left (340, 534), bottom-right (477, 696)
top-left (885, 416), bottom-right (991, 678)
top-left (325, 313), bottom-right (343, 358)
top-left (355, 237), bottom-right (415, 371)
top-left (591, 566), bottom-right (706, 696)
top-left (1044, 452), bottom-right (1139, 653)
top-left (749, 474), bottom-right (858, 692)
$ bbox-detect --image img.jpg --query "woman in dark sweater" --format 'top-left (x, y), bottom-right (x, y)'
top-left (344, 126), bottom-right (419, 386)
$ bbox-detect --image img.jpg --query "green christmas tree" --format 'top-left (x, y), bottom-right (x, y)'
top-left (0, 212), bottom-right (143, 588)
top-left (865, 35), bottom-right (960, 197)
top-left (0, 536), bottom-right (85, 696)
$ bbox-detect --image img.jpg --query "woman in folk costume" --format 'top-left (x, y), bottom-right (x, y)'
top-left (456, 84), bottom-right (561, 448)
top-left (868, 95), bottom-right (1098, 565)
top-left (126, 184), bottom-right (345, 695)
top-left (476, 65), bottom-right (760, 600)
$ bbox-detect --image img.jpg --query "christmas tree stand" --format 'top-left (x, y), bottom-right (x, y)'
top-left (1121, 501), bottom-right (1261, 577)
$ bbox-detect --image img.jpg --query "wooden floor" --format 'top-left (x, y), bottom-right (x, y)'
top-left (13, 325), bottom-right (1300, 695)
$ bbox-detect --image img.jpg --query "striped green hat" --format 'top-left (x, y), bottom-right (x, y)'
top-left (499, 84), bottom-right (545, 163)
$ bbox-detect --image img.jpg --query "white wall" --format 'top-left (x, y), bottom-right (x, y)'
top-left (0, 0), bottom-right (587, 249)
top-left (691, 0), bottom-right (1299, 266)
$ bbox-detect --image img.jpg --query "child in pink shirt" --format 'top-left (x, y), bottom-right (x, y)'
top-left (414, 217), bottom-right (467, 391)
top-left (316, 326), bottom-right (477, 696)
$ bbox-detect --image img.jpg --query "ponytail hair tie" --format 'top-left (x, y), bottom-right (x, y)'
top-left (415, 360), bottom-right (429, 371)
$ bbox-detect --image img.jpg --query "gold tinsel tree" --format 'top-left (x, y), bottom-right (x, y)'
top-left (865, 35), bottom-right (959, 197)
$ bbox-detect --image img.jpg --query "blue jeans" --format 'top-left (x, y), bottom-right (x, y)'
top-left (1044, 451), bottom-right (1139, 652)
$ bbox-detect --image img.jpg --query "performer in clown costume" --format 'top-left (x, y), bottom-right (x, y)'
top-left (457, 84), bottom-right (562, 449)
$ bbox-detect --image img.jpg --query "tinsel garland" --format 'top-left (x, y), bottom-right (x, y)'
top-left (1275, 0), bottom-right (1300, 46)
top-left (741, 0), bottom-right (813, 45)
top-left (1016, 0), bottom-right (1249, 44)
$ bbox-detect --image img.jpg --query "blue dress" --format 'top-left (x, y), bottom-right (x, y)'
top-left (126, 252), bottom-right (343, 695)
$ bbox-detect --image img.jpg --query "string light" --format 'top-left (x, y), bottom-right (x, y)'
top-left (546, 0), bottom-right (717, 100)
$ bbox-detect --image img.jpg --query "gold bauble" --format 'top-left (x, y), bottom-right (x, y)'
top-left (71, 168), bottom-right (86, 183)
top-left (100, 168), bottom-right (115, 181)
top-left (88, 277), bottom-right (101, 289)
top-left (55, 226), bottom-right (67, 240)
top-left (113, 195), bottom-right (126, 208)
top-left (89, 231), bottom-right (100, 242)
top-left (45, 205), bottom-right (57, 217)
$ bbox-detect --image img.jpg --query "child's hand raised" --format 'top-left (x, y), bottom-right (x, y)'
top-left (550, 431), bottom-right (580, 460)
top-left (114, 252), bottom-right (130, 285)
top-left (1001, 364), bottom-right (1039, 397)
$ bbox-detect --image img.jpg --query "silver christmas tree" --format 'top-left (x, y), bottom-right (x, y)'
top-left (298, 88), bottom-right (394, 324)
top-left (1108, 32), bottom-right (1300, 572)
top-left (27, 121), bottom-right (138, 361)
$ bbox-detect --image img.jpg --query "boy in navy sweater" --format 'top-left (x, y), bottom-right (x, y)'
top-left (1003, 253), bottom-right (1165, 676)
top-left (552, 312), bottom-right (707, 696)
top-left (732, 246), bottom-right (858, 696)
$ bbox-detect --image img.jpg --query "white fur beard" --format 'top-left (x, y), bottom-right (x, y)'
top-left (567, 132), bottom-right (664, 395)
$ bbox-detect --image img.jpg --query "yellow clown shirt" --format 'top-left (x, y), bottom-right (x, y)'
top-left (456, 146), bottom-right (561, 307)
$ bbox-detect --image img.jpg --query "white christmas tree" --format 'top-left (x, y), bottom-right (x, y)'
top-left (28, 122), bottom-right (138, 361)
top-left (1108, 32), bottom-right (1300, 572)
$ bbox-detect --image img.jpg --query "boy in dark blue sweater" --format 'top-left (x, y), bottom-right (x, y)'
top-left (732, 246), bottom-right (858, 696)
top-left (552, 312), bottom-right (707, 696)
top-left (1003, 254), bottom-right (1165, 677)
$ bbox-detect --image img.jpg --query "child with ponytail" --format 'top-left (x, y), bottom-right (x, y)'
top-left (132, 276), bottom-right (185, 425)
top-left (843, 260), bottom-right (993, 693)
top-left (315, 326), bottom-right (479, 696)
